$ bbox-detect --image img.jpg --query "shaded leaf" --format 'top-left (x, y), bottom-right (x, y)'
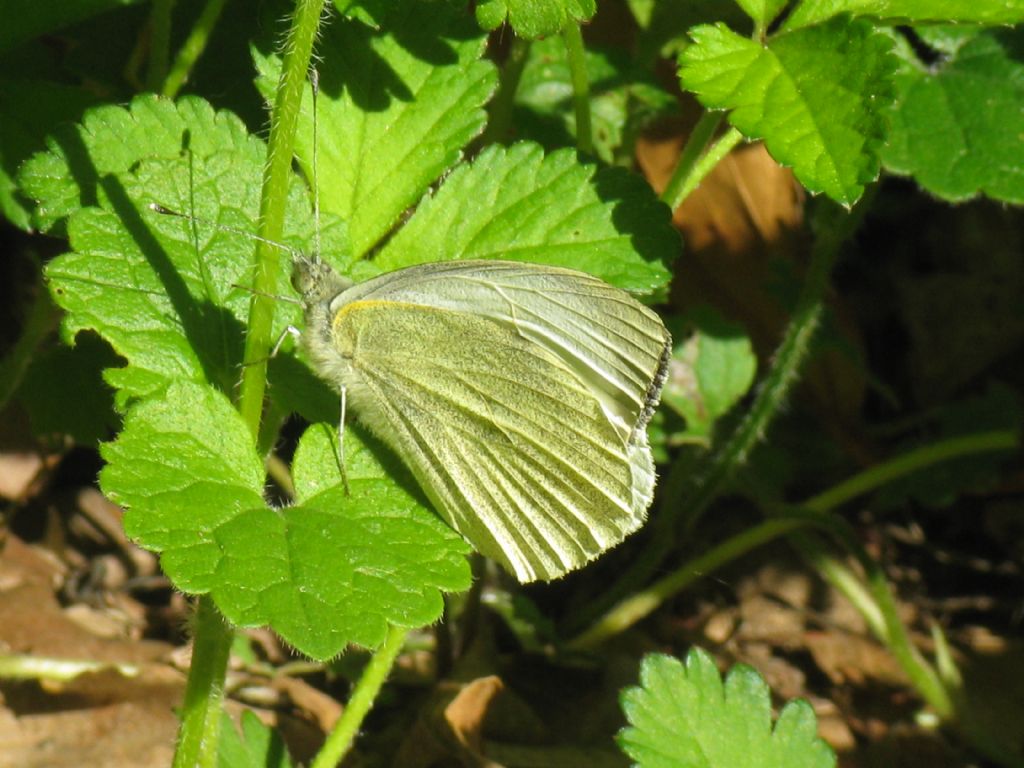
top-left (662, 309), bottom-right (757, 445)
top-left (218, 710), bottom-right (293, 768)
top-left (0, 0), bottom-right (143, 53)
top-left (513, 35), bottom-right (678, 165)
top-left (882, 27), bottom-right (1024, 204)
top-left (16, 331), bottom-right (120, 446)
top-left (785, 0), bottom-right (1024, 30)
top-left (0, 78), bottom-right (97, 230)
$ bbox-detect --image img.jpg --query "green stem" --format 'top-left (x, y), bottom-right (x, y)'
top-left (172, 597), bottom-right (234, 768)
top-left (804, 430), bottom-right (1019, 514)
top-left (562, 21), bottom-right (593, 155)
top-left (481, 37), bottom-right (531, 145)
top-left (569, 517), bottom-right (810, 649)
top-left (171, 4), bottom-right (326, 766)
top-left (572, 202), bottom-right (849, 633)
top-left (789, 533), bottom-right (888, 638)
top-left (798, 520), bottom-right (1023, 762)
top-left (0, 654), bottom-right (139, 681)
top-left (571, 200), bottom-right (873, 638)
top-left (782, 510), bottom-right (954, 718)
top-left (146, 0), bottom-right (173, 92)
top-left (674, 127), bottom-right (743, 208)
top-left (162, 0), bottom-right (229, 98)
top-left (237, 0), bottom-right (325, 439)
top-left (310, 625), bottom-right (409, 768)
top-left (659, 112), bottom-right (723, 209)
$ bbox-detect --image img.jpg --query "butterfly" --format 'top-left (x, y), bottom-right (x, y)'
top-left (294, 256), bottom-right (671, 583)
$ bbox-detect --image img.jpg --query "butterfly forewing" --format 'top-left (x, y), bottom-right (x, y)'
top-left (332, 261), bottom-right (669, 443)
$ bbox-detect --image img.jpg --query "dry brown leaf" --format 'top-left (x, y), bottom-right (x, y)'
top-left (393, 676), bottom-right (508, 768)
top-left (637, 121), bottom-right (869, 442)
top-left (805, 630), bottom-right (908, 687)
top-left (270, 675), bottom-right (343, 733)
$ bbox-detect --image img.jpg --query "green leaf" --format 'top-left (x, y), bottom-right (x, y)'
top-left (475, 0), bottom-right (596, 39)
top-left (662, 309), bottom-right (757, 445)
top-left (618, 649), bottom-right (836, 768)
top-left (679, 17), bottom-right (897, 205)
top-left (218, 710), bottom-right (293, 768)
top-left (253, 0), bottom-right (496, 259)
top-left (101, 381), bottom-right (471, 660)
top-left (376, 143), bottom-right (677, 294)
top-left (735, 0), bottom-right (788, 27)
top-left (882, 27), bottom-right (1024, 204)
top-left (785, 0), bottom-right (1024, 30)
top-left (18, 95), bottom-right (337, 406)
top-left (513, 36), bottom-right (678, 165)
top-left (291, 421), bottom-right (401, 501)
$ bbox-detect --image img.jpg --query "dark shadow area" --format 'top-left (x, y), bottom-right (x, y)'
top-left (51, 125), bottom-right (246, 398)
top-left (593, 165), bottom-right (678, 275)
top-left (301, 0), bottom-right (481, 111)
top-left (266, 354), bottom-right (429, 507)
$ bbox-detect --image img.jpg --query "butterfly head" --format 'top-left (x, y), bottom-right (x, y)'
top-left (292, 255), bottom-right (352, 307)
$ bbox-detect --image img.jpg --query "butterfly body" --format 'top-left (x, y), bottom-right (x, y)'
top-left (294, 258), bottom-right (670, 582)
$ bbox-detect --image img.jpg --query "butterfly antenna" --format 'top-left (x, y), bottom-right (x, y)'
top-left (147, 203), bottom-right (305, 262)
top-left (310, 66), bottom-right (322, 262)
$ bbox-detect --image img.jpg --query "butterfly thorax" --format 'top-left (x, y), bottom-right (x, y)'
top-left (293, 257), bottom-right (356, 384)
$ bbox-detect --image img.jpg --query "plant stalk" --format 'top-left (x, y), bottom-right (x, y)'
top-left (172, 2), bottom-right (327, 765)
top-left (310, 625), bottom-right (409, 768)
top-left (569, 517), bottom-right (810, 649)
top-left (570, 201), bottom-right (850, 635)
top-left (481, 36), bottom-right (531, 145)
top-left (659, 112), bottom-right (723, 209)
top-left (172, 597), bottom-right (235, 768)
top-left (162, 0), bottom-right (229, 98)
top-left (804, 430), bottom-right (1018, 514)
top-left (238, 0), bottom-right (326, 438)
top-left (562, 21), bottom-right (593, 155)
top-left (146, 0), bottom-right (173, 92)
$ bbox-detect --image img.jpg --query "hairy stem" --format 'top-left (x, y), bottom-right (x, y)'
top-left (172, 597), bottom-right (234, 768)
top-left (172, 2), bottom-right (327, 766)
top-left (238, 0), bottom-right (326, 437)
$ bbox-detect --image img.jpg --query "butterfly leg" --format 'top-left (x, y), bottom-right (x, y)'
top-left (337, 384), bottom-right (350, 495)
top-left (270, 325), bottom-right (302, 358)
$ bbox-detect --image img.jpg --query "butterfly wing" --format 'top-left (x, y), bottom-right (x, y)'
top-left (331, 261), bottom-right (670, 582)
top-left (335, 261), bottom-right (670, 441)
